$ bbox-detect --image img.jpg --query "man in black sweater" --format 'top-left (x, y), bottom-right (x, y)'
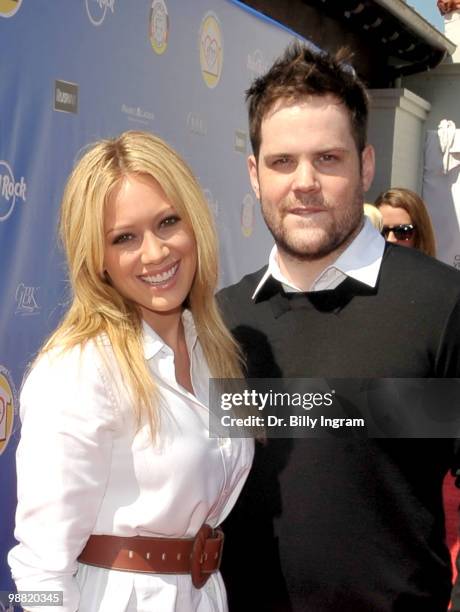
top-left (218, 43), bottom-right (460, 612)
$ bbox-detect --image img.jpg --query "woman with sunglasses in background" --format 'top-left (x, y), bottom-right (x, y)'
top-left (374, 187), bottom-right (436, 257)
top-left (375, 184), bottom-right (460, 604)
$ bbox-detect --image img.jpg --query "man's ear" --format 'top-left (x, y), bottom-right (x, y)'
top-left (361, 144), bottom-right (375, 193)
top-left (247, 155), bottom-right (260, 200)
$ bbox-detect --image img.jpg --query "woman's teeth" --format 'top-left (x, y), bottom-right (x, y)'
top-left (141, 263), bottom-right (178, 285)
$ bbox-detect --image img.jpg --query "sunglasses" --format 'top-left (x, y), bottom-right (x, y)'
top-left (381, 224), bottom-right (416, 241)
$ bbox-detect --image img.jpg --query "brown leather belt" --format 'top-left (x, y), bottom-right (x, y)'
top-left (77, 524), bottom-right (224, 588)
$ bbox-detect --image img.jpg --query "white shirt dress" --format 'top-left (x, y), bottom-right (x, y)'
top-left (8, 312), bottom-right (254, 612)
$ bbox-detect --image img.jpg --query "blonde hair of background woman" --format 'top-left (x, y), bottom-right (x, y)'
top-left (40, 130), bottom-right (243, 435)
top-left (363, 203), bottom-right (383, 232)
top-left (374, 187), bottom-right (436, 257)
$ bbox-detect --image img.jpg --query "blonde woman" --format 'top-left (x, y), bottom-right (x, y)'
top-left (8, 131), bottom-right (254, 612)
top-left (363, 203), bottom-right (383, 232)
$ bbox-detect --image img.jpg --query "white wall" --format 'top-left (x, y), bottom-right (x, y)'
top-left (367, 88), bottom-right (431, 200)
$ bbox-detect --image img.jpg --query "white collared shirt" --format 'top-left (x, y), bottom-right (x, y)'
top-left (252, 217), bottom-right (385, 298)
top-left (9, 311), bottom-right (254, 612)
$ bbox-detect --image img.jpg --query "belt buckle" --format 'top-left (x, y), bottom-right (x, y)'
top-left (190, 524), bottom-right (218, 588)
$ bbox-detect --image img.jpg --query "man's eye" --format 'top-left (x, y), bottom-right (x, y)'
top-left (269, 157), bottom-right (294, 170)
top-left (319, 154), bottom-right (337, 163)
top-left (112, 233), bottom-right (134, 245)
top-left (273, 157), bottom-right (291, 166)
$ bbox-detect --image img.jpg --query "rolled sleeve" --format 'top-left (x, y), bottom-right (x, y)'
top-left (8, 343), bottom-right (119, 612)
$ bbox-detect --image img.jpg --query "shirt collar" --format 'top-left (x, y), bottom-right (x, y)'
top-left (142, 309), bottom-right (198, 360)
top-left (252, 217), bottom-right (385, 299)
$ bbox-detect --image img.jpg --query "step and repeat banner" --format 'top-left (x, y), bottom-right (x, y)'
top-left (0, 0), bottom-right (304, 593)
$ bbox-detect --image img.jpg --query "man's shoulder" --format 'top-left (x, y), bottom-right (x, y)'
top-left (383, 244), bottom-right (460, 288)
top-left (217, 266), bottom-right (268, 326)
top-left (218, 265), bottom-right (268, 302)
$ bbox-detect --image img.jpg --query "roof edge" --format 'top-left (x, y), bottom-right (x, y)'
top-left (374, 0), bottom-right (456, 55)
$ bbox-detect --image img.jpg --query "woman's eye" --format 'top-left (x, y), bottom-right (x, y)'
top-left (112, 233), bottom-right (134, 245)
top-left (160, 215), bottom-right (180, 228)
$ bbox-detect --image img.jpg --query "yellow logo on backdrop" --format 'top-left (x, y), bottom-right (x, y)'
top-left (241, 194), bottom-right (255, 238)
top-left (0, 0), bottom-right (23, 18)
top-left (0, 366), bottom-right (16, 456)
top-left (150, 0), bottom-right (169, 55)
top-left (199, 12), bottom-right (223, 89)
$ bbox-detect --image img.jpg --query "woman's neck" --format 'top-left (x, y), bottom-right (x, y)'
top-left (141, 307), bottom-right (184, 351)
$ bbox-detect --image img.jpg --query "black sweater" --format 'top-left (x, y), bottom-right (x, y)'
top-left (218, 244), bottom-right (460, 612)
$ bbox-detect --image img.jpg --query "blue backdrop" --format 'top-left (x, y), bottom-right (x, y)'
top-left (0, 0), bottom-right (308, 595)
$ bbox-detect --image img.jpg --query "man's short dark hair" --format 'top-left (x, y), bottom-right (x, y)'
top-left (246, 42), bottom-right (369, 159)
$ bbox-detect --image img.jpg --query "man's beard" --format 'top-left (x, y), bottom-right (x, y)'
top-left (260, 188), bottom-right (364, 262)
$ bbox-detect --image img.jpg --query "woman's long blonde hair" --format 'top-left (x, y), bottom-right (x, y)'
top-left (41, 130), bottom-right (243, 434)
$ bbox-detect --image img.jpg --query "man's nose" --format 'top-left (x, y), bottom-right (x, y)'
top-left (292, 161), bottom-right (320, 192)
top-left (140, 232), bottom-right (169, 265)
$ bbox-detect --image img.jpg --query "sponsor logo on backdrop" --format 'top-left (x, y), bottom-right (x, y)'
top-left (203, 188), bottom-right (218, 218)
top-left (0, 160), bottom-right (27, 222)
top-left (121, 104), bottom-right (154, 125)
top-left (15, 283), bottom-right (40, 316)
top-left (186, 112), bottom-right (207, 136)
top-left (0, 0), bottom-right (23, 18)
top-left (85, 0), bottom-right (115, 27)
top-left (247, 49), bottom-right (269, 76)
top-left (54, 80), bottom-right (79, 114)
top-left (241, 194), bottom-right (255, 237)
top-left (0, 365), bottom-right (16, 456)
top-left (149, 0), bottom-right (169, 55)
top-left (234, 129), bottom-right (247, 154)
top-left (199, 12), bottom-right (223, 89)
top-left (454, 255), bottom-right (460, 270)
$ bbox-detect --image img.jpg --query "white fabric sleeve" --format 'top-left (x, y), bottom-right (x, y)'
top-left (8, 343), bottom-right (119, 612)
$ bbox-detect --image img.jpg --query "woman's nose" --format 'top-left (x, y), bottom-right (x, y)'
top-left (140, 232), bottom-right (170, 265)
top-left (386, 230), bottom-right (398, 243)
